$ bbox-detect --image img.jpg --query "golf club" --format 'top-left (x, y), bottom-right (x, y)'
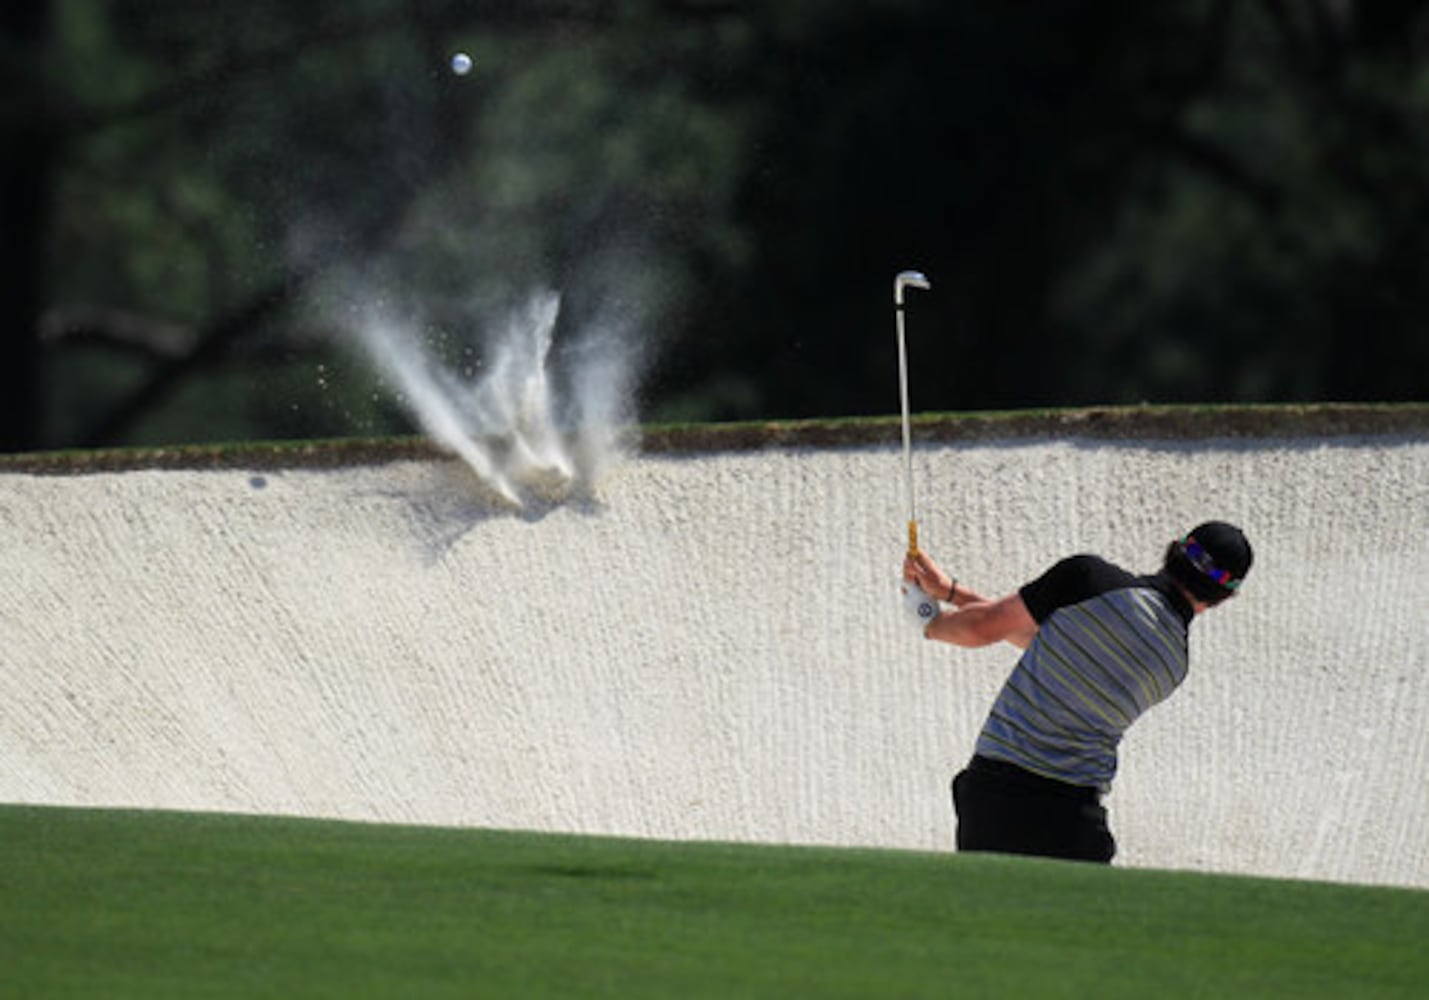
top-left (895, 269), bottom-right (931, 558)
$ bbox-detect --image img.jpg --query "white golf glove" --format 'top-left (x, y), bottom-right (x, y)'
top-left (900, 581), bottom-right (940, 632)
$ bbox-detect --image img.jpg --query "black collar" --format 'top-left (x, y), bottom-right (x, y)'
top-left (1147, 572), bottom-right (1195, 627)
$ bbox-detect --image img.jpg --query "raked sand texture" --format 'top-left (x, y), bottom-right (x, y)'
top-left (2, 429), bottom-right (1426, 889)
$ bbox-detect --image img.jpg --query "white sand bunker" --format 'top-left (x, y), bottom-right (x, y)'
top-left (0, 425), bottom-right (1425, 891)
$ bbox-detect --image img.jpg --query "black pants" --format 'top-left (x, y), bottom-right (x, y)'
top-left (951, 755), bottom-right (1116, 864)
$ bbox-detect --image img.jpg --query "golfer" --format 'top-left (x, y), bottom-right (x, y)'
top-left (901, 521), bottom-right (1253, 864)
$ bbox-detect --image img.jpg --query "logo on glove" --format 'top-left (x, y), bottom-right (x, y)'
top-left (901, 581), bottom-right (939, 632)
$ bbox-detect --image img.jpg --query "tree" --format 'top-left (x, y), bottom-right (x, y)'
top-left (8, 1), bottom-right (1427, 454)
top-left (0, 0), bottom-right (52, 451)
top-left (20, 0), bottom-right (753, 450)
top-left (1054, 0), bottom-right (1429, 404)
top-left (676, 1), bottom-right (1429, 419)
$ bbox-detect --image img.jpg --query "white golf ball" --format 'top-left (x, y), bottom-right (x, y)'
top-left (450, 52), bottom-right (473, 76)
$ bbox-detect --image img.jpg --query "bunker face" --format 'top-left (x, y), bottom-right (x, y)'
top-left (1, 432), bottom-right (1426, 890)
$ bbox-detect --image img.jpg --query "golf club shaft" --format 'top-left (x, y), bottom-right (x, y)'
top-left (894, 271), bottom-right (930, 559)
top-left (897, 306), bottom-right (918, 557)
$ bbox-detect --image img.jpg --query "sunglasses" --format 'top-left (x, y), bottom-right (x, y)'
top-left (1180, 535), bottom-right (1242, 590)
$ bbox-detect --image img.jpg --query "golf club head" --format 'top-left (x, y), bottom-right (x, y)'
top-left (894, 270), bottom-right (931, 305)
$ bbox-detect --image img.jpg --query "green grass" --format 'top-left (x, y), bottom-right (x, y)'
top-left (1, 806), bottom-right (1424, 998)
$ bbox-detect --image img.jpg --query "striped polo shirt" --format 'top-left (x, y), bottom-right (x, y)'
top-left (973, 555), bottom-right (1194, 792)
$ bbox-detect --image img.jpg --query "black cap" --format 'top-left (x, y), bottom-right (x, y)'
top-left (1167, 521), bottom-right (1253, 603)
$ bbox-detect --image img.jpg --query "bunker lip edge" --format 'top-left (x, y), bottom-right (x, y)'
top-left (641, 402), bottom-right (1429, 454)
top-left (1, 402), bottom-right (1426, 475)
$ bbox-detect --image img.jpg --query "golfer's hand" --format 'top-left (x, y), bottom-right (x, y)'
top-left (903, 552), bottom-right (954, 602)
top-left (901, 581), bottom-right (940, 632)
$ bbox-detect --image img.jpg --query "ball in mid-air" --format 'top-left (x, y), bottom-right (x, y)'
top-left (450, 52), bottom-right (473, 76)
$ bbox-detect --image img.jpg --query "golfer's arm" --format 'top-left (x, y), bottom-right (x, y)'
top-left (926, 592), bottom-right (1037, 649)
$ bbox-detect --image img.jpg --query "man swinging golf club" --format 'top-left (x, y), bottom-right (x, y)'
top-left (901, 523), bottom-right (1253, 863)
top-left (887, 268), bottom-right (1251, 861)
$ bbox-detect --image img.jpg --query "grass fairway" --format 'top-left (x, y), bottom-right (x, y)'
top-left (2, 806), bottom-right (1424, 998)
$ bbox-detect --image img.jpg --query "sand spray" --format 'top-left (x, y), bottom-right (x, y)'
top-left (351, 288), bottom-right (642, 507)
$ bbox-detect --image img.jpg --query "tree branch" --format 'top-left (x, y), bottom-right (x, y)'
top-left (41, 305), bottom-right (195, 359)
top-left (81, 268), bottom-right (310, 447)
top-left (1139, 122), bottom-right (1284, 216)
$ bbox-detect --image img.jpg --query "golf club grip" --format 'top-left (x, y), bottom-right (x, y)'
top-left (908, 520), bottom-right (919, 558)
